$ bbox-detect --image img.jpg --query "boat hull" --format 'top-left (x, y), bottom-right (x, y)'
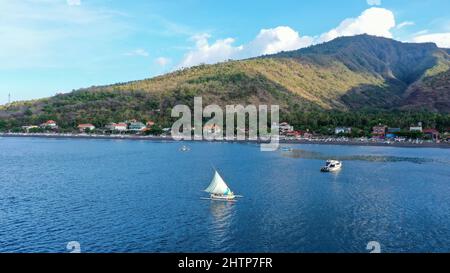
top-left (321, 166), bottom-right (342, 172)
top-left (210, 194), bottom-right (236, 201)
top-left (321, 160), bottom-right (342, 172)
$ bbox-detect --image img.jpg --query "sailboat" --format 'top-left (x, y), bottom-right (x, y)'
top-left (204, 170), bottom-right (236, 201)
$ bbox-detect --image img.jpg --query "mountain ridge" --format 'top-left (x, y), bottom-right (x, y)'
top-left (270, 34), bottom-right (449, 111)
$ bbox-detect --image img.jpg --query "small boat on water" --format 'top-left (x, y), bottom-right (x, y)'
top-left (321, 160), bottom-right (342, 172)
top-left (281, 146), bottom-right (293, 152)
top-left (204, 170), bottom-right (236, 201)
top-left (179, 145), bottom-right (190, 152)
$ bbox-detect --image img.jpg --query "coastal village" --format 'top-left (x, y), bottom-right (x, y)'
top-left (3, 118), bottom-right (449, 145)
top-left (276, 122), bottom-right (448, 144)
top-left (20, 119), bottom-right (162, 135)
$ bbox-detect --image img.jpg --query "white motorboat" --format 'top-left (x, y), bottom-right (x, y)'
top-left (321, 160), bottom-right (342, 172)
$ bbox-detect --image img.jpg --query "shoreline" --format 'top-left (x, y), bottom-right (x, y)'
top-left (1, 132), bottom-right (449, 149)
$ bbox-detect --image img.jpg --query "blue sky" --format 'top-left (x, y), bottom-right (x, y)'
top-left (1, 0), bottom-right (449, 105)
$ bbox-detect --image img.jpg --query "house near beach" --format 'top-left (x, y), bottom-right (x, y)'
top-left (285, 130), bottom-right (304, 138)
top-left (106, 123), bottom-right (128, 132)
top-left (77, 124), bottom-right (96, 132)
top-left (386, 127), bottom-right (401, 138)
top-left (128, 122), bottom-right (147, 132)
top-left (387, 128), bottom-right (401, 133)
top-left (410, 122), bottom-right (423, 132)
top-left (22, 125), bottom-right (39, 132)
top-left (40, 120), bottom-right (58, 129)
top-left (372, 125), bottom-right (387, 138)
top-left (335, 127), bottom-right (352, 135)
top-left (423, 128), bottom-right (440, 141)
top-left (279, 122), bottom-right (293, 133)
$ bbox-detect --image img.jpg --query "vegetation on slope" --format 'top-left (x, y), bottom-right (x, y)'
top-left (1, 35), bottom-right (449, 133)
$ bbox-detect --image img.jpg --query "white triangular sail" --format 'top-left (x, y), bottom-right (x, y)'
top-left (204, 171), bottom-right (232, 195)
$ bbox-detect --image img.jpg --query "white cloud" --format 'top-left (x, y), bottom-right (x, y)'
top-left (179, 34), bottom-right (243, 67)
top-left (367, 0), bottom-right (381, 6)
top-left (412, 33), bottom-right (450, 48)
top-left (155, 57), bottom-right (171, 66)
top-left (125, 49), bottom-right (150, 57)
top-left (318, 7), bottom-right (395, 43)
top-left (67, 0), bottom-right (81, 6)
top-left (397, 21), bottom-right (415, 29)
top-left (246, 26), bottom-right (314, 55)
top-left (179, 27), bottom-right (313, 67)
top-left (178, 7), bottom-right (398, 68)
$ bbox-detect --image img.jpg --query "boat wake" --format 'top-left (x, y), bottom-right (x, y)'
top-left (200, 197), bottom-right (238, 202)
top-left (284, 149), bottom-right (449, 165)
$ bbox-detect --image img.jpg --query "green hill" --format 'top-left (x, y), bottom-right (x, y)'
top-left (273, 34), bottom-right (450, 110)
top-left (1, 34), bottom-right (449, 132)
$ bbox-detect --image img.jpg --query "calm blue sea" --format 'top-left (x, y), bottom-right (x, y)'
top-left (0, 137), bottom-right (449, 253)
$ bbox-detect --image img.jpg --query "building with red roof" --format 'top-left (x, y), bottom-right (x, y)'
top-left (40, 120), bottom-right (58, 129)
top-left (423, 128), bottom-right (440, 141)
top-left (77, 124), bottom-right (95, 132)
top-left (372, 125), bottom-right (387, 138)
